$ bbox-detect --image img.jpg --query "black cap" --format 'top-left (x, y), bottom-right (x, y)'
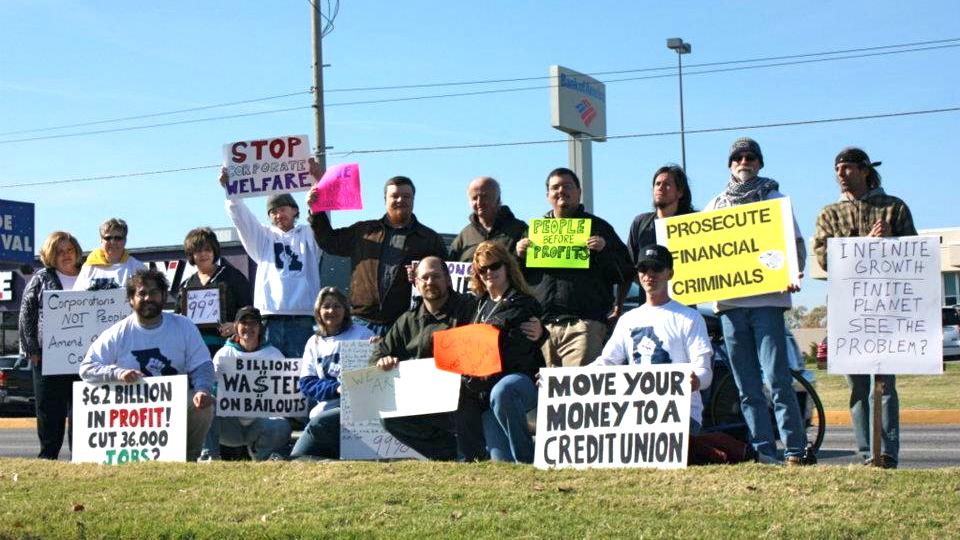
top-left (266, 193), bottom-right (298, 213)
top-left (835, 147), bottom-right (881, 168)
top-left (635, 244), bottom-right (673, 271)
top-left (234, 306), bottom-right (262, 324)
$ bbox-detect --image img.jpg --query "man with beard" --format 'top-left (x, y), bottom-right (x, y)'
top-left (448, 176), bottom-right (527, 262)
top-left (80, 269), bottom-right (215, 462)
top-left (310, 174), bottom-right (448, 336)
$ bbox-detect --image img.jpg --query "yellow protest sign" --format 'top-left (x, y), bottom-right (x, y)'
top-left (526, 218), bottom-right (592, 269)
top-left (654, 198), bottom-right (798, 305)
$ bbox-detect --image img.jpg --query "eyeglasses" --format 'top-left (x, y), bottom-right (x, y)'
top-left (731, 153), bottom-right (758, 163)
top-left (477, 261), bottom-right (504, 274)
top-left (638, 262), bottom-right (667, 274)
top-left (102, 235), bottom-right (126, 242)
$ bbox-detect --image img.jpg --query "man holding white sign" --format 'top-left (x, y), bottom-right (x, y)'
top-left (813, 147), bottom-right (918, 469)
top-left (79, 269), bottom-right (214, 461)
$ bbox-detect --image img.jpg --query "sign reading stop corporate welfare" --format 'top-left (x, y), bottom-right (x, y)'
top-left (0, 199), bottom-right (34, 265)
top-left (655, 198), bottom-right (799, 305)
top-left (222, 134), bottom-right (313, 199)
top-left (549, 65), bottom-right (606, 140)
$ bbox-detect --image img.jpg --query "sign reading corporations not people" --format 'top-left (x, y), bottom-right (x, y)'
top-left (0, 199), bottom-right (34, 264)
top-left (72, 375), bottom-right (187, 464)
top-left (215, 353), bottom-right (307, 418)
top-left (534, 364), bottom-right (691, 470)
top-left (655, 198), bottom-right (799, 305)
top-left (222, 134), bottom-right (313, 199)
top-left (526, 218), bottom-right (592, 269)
top-left (41, 289), bottom-right (131, 376)
top-left (827, 236), bottom-right (943, 375)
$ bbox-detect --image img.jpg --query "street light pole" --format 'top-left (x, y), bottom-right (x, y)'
top-left (666, 38), bottom-right (692, 172)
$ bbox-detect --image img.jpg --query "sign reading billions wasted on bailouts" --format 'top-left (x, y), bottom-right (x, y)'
top-left (827, 236), bottom-right (942, 375)
top-left (655, 198), bottom-right (799, 305)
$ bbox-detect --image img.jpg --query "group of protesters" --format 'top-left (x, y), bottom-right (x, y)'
top-left (19, 136), bottom-right (911, 468)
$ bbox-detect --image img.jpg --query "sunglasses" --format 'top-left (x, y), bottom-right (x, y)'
top-left (477, 261), bottom-right (505, 274)
top-left (731, 153), bottom-right (758, 163)
top-left (102, 235), bottom-right (126, 242)
top-left (638, 262), bottom-right (667, 274)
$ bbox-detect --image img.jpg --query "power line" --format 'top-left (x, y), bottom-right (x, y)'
top-left (2, 106), bottom-right (956, 189)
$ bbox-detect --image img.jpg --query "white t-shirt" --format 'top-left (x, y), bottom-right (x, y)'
top-left (73, 256), bottom-right (145, 291)
top-left (56, 271), bottom-right (78, 291)
top-left (592, 299), bottom-right (713, 423)
top-left (79, 312), bottom-right (214, 393)
top-left (225, 199), bottom-right (323, 315)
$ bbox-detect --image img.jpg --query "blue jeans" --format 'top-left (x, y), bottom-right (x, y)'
top-left (352, 316), bottom-right (391, 338)
top-left (847, 374), bottom-right (899, 463)
top-left (720, 307), bottom-right (807, 459)
top-left (290, 407), bottom-right (340, 459)
top-left (482, 374), bottom-right (537, 463)
top-left (264, 316), bottom-right (316, 358)
top-left (208, 417), bottom-right (292, 460)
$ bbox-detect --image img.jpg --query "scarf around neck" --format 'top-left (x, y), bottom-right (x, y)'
top-left (715, 176), bottom-right (779, 208)
top-left (85, 247), bottom-right (130, 266)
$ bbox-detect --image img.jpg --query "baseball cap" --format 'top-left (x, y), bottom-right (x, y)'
top-left (635, 244), bottom-right (673, 272)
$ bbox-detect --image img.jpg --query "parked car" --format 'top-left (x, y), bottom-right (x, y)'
top-left (0, 355), bottom-right (34, 411)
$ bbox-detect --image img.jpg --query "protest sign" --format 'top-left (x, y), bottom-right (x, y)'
top-left (827, 236), bottom-right (943, 375)
top-left (376, 358), bottom-right (461, 419)
top-left (525, 218), bottom-right (591, 269)
top-left (215, 353), bottom-right (307, 418)
top-left (72, 375), bottom-right (188, 464)
top-left (308, 163), bottom-right (362, 212)
top-left (179, 286), bottom-right (222, 326)
top-left (339, 339), bottom-right (424, 460)
top-left (410, 260), bottom-right (472, 306)
top-left (433, 324), bottom-right (502, 377)
top-left (534, 364), bottom-right (691, 470)
top-left (222, 134), bottom-right (313, 199)
top-left (655, 198), bottom-right (799, 305)
top-left (41, 289), bottom-right (131, 376)
top-left (0, 199), bottom-right (34, 264)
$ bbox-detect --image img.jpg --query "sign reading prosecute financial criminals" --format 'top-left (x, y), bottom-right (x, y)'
top-left (525, 218), bottom-right (591, 269)
top-left (654, 198), bottom-right (799, 305)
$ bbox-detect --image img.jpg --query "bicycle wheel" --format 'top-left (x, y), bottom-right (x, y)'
top-left (791, 370), bottom-right (826, 453)
top-left (706, 371), bottom-right (743, 428)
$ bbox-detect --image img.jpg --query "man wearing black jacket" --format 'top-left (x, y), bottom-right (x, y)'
top-left (448, 176), bottom-right (527, 262)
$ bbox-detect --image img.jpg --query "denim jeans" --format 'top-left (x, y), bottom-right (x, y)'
top-left (264, 316), bottom-right (316, 359)
top-left (216, 417), bottom-right (292, 460)
top-left (720, 307), bottom-right (807, 459)
top-left (382, 413), bottom-right (458, 461)
top-left (482, 374), bottom-right (537, 463)
top-left (847, 374), bottom-right (899, 463)
top-left (290, 407), bottom-right (340, 459)
top-left (352, 316), bottom-right (391, 338)
top-left (31, 362), bottom-right (78, 460)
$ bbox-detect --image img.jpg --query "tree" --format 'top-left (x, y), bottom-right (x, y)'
top-left (801, 305), bottom-right (827, 328)
top-left (785, 306), bottom-right (807, 329)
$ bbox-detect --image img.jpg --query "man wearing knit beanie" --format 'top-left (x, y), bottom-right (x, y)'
top-left (704, 137), bottom-right (814, 466)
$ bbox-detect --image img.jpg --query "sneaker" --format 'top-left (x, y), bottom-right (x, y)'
top-left (755, 453), bottom-right (782, 466)
top-left (785, 454), bottom-right (816, 467)
top-left (197, 453), bottom-right (220, 463)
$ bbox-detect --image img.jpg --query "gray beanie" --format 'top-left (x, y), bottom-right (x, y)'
top-left (728, 137), bottom-right (764, 167)
top-left (266, 193), bottom-right (298, 213)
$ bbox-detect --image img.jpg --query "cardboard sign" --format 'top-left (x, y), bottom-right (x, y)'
top-left (215, 354), bottom-right (307, 418)
top-left (410, 260), bottom-right (472, 307)
top-left (525, 218), bottom-right (591, 269)
top-left (308, 163), bottom-right (362, 212)
top-left (827, 236), bottom-right (943, 375)
top-left (72, 375), bottom-right (188, 464)
top-left (181, 286), bottom-right (222, 326)
top-left (433, 324), bottom-right (502, 377)
top-left (0, 199), bottom-right (34, 264)
top-left (655, 198), bottom-right (799, 305)
top-left (534, 365), bottom-right (691, 470)
top-left (41, 289), bottom-right (132, 376)
top-left (222, 134), bottom-right (313, 199)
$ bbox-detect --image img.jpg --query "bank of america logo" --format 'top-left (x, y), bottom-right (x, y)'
top-left (576, 99), bottom-right (597, 127)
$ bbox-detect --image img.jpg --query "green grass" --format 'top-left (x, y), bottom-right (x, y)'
top-left (814, 362), bottom-right (960, 410)
top-left (1, 459), bottom-right (959, 538)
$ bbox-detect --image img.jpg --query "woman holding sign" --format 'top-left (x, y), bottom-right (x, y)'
top-left (18, 231), bottom-right (83, 459)
top-left (290, 287), bottom-right (374, 459)
top-left (468, 241), bottom-right (546, 463)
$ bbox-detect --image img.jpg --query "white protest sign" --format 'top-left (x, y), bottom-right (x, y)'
top-left (184, 287), bottom-right (221, 325)
top-left (41, 289), bottom-right (131, 375)
top-left (222, 134), bottom-right (313, 199)
top-left (410, 260), bottom-right (472, 306)
top-left (534, 364), bottom-right (691, 470)
top-left (827, 236), bottom-right (943, 375)
top-left (215, 354), bottom-right (307, 418)
top-left (378, 358), bottom-right (462, 418)
top-left (72, 375), bottom-right (188, 464)
top-left (339, 339), bottom-right (423, 460)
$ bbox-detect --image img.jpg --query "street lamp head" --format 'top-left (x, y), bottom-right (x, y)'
top-left (666, 38), bottom-right (691, 54)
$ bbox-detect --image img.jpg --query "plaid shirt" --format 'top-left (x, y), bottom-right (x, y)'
top-left (813, 188), bottom-right (916, 270)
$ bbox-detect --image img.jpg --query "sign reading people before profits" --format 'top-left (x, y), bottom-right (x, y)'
top-left (433, 324), bottom-right (502, 377)
top-left (655, 198), bottom-right (798, 305)
top-left (827, 236), bottom-right (942, 375)
top-left (41, 289), bottom-right (132, 376)
top-left (72, 375), bottom-right (188, 464)
top-left (222, 134), bottom-right (313, 199)
top-left (214, 353), bottom-right (307, 418)
top-left (0, 199), bottom-right (34, 264)
top-left (526, 218), bottom-right (592, 269)
top-left (308, 162), bottom-right (363, 212)
top-left (534, 364), bottom-right (691, 470)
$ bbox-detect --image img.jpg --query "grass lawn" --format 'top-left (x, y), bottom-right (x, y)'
top-left (813, 362), bottom-right (960, 410)
top-left (1, 459), bottom-right (959, 538)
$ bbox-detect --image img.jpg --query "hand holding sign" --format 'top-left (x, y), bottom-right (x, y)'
top-left (525, 218), bottom-right (592, 269)
top-left (309, 163), bottom-right (362, 213)
top-left (433, 324), bottom-right (502, 377)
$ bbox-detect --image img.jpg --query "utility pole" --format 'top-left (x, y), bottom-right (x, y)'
top-left (310, 3), bottom-right (327, 171)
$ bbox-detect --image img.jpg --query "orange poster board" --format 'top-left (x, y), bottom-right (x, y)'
top-left (433, 324), bottom-right (502, 377)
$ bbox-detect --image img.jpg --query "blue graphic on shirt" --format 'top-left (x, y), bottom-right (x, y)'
top-left (131, 348), bottom-right (179, 377)
top-left (320, 353), bottom-right (342, 381)
top-left (273, 243), bottom-right (303, 271)
top-left (629, 327), bottom-right (672, 364)
top-left (87, 278), bottom-right (120, 290)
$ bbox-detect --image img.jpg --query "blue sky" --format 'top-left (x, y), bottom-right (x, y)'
top-left (2, 1), bottom-right (958, 309)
